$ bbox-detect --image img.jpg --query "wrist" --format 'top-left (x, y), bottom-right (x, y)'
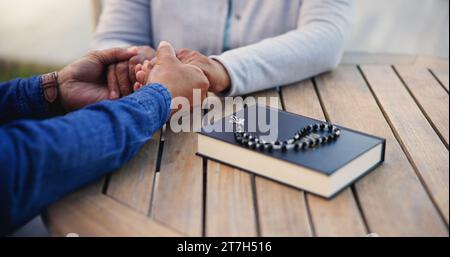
top-left (56, 69), bottom-right (74, 112)
top-left (212, 59), bottom-right (231, 93)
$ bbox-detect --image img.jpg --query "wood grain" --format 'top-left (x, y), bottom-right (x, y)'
top-left (414, 56), bottom-right (449, 71)
top-left (206, 161), bottom-right (257, 236)
top-left (362, 65), bottom-right (449, 225)
top-left (204, 95), bottom-right (258, 236)
top-left (281, 80), bottom-right (367, 237)
top-left (394, 65), bottom-right (449, 146)
top-left (315, 66), bottom-right (448, 236)
top-left (152, 128), bottom-right (204, 236)
top-left (46, 194), bottom-right (181, 237)
top-left (106, 139), bottom-right (159, 214)
top-left (431, 68), bottom-right (449, 92)
top-left (252, 89), bottom-right (312, 236)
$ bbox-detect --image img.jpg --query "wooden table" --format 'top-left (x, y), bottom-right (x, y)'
top-left (43, 54), bottom-right (449, 237)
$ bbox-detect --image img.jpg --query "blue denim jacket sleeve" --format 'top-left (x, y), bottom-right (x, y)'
top-left (0, 76), bottom-right (51, 124)
top-left (0, 77), bottom-right (172, 235)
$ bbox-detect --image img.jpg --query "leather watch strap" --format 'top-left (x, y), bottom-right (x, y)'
top-left (41, 72), bottom-right (65, 115)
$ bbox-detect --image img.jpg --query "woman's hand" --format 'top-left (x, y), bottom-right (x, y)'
top-left (176, 49), bottom-right (231, 94)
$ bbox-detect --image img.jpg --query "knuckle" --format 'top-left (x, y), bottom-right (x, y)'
top-left (129, 56), bottom-right (138, 65)
top-left (178, 48), bottom-right (190, 54)
top-left (87, 51), bottom-right (103, 62)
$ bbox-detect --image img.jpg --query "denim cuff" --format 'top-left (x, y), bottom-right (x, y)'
top-left (16, 76), bottom-right (50, 119)
top-left (128, 83), bottom-right (172, 125)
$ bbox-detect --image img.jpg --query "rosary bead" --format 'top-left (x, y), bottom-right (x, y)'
top-left (273, 144), bottom-right (282, 150)
top-left (299, 142), bottom-right (307, 149)
top-left (265, 144), bottom-right (273, 151)
top-left (308, 139), bottom-right (316, 147)
top-left (286, 144), bottom-right (295, 150)
top-left (327, 124), bottom-right (333, 131)
top-left (234, 122), bottom-right (340, 152)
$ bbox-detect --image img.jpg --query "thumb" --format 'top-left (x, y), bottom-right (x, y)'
top-left (91, 47), bottom-right (138, 65)
top-left (156, 41), bottom-right (179, 64)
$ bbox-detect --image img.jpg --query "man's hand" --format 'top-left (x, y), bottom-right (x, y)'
top-left (176, 49), bottom-right (231, 94)
top-left (106, 45), bottom-right (156, 99)
top-left (57, 47), bottom-right (138, 112)
top-left (135, 42), bottom-right (210, 111)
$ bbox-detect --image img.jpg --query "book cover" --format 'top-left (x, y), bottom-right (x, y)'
top-left (198, 104), bottom-right (386, 197)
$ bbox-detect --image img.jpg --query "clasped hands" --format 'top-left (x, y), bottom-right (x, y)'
top-left (57, 41), bottom-right (230, 113)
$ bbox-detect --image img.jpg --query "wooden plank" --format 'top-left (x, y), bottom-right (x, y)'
top-left (46, 194), bottom-right (182, 237)
top-left (204, 95), bottom-right (258, 236)
top-left (394, 65), bottom-right (449, 146)
top-left (252, 89), bottom-right (312, 237)
top-left (315, 66), bottom-right (448, 236)
top-left (106, 139), bottom-right (159, 214)
top-left (255, 177), bottom-right (312, 236)
top-left (414, 56), bottom-right (449, 71)
top-left (281, 80), bottom-right (367, 236)
top-left (431, 69), bottom-right (449, 92)
top-left (152, 127), bottom-right (203, 236)
top-left (362, 65), bottom-right (449, 225)
top-left (206, 161), bottom-right (257, 236)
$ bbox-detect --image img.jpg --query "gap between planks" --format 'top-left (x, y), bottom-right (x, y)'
top-left (392, 66), bottom-right (449, 149)
top-left (357, 65), bottom-right (449, 229)
top-left (280, 79), bottom-right (368, 237)
top-left (306, 66), bottom-right (447, 235)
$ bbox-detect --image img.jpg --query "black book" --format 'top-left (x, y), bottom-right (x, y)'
top-left (197, 104), bottom-right (386, 198)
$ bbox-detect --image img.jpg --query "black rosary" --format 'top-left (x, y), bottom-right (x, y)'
top-left (232, 116), bottom-right (341, 152)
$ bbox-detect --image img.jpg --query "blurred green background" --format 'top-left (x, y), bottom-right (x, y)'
top-left (0, 61), bottom-right (59, 82)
